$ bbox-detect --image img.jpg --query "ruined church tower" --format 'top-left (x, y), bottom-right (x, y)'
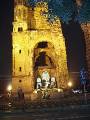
top-left (12, 0), bottom-right (69, 96)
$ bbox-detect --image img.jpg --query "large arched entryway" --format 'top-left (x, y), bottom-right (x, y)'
top-left (33, 41), bottom-right (57, 90)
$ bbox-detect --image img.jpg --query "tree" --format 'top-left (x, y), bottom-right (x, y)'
top-left (27, 0), bottom-right (76, 23)
top-left (27, 0), bottom-right (90, 23)
top-left (76, 0), bottom-right (90, 23)
top-left (48, 0), bottom-right (76, 23)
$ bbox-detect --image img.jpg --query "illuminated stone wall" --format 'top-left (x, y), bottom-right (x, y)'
top-left (12, 0), bottom-right (69, 94)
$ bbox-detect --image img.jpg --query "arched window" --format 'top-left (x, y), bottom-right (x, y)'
top-left (37, 42), bottom-right (48, 48)
top-left (18, 27), bottom-right (23, 32)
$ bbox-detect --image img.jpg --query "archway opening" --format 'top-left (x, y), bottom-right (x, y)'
top-left (35, 51), bottom-right (55, 68)
top-left (33, 41), bottom-right (57, 90)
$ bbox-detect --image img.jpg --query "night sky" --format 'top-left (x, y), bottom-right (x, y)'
top-left (0, 0), bottom-right (86, 81)
top-left (0, 0), bottom-right (13, 78)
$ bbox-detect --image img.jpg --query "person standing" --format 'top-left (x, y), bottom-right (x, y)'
top-left (17, 88), bottom-right (25, 110)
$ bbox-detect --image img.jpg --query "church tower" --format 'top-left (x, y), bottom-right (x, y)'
top-left (12, 0), bottom-right (69, 97)
top-left (12, 0), bottom-right (33, 94)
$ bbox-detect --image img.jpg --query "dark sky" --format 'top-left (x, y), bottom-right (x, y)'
top-left (0, 0), bottom-right (13, 77)
top-left (62, 21), bottom-right (86, 71)
top-left (0, 0), bottom-right (86, 80)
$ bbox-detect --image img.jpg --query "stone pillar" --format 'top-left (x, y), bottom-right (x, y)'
top-left (81, 23), bottom-right (90, 80)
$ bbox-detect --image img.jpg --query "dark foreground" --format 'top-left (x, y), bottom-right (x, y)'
top-left (0, 92), bottom-right (90, 120)
top-left (0, 104), bottom-right (90, 120)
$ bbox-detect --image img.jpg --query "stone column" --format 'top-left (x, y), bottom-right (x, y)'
top-left (81, 23), bottom-right (90, 80)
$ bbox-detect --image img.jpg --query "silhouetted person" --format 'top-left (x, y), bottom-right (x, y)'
top-left (17, 88), bottom-right (25, 110)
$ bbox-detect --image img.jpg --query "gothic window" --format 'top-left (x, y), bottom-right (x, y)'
top-left (19, 50), bottom-right (21, 54)
top-left (18, 27), bottom-right (23, 32)
top-left (28, 50), bottom-right (29, 56)
top-left (18, 9), bottom-right (21, 16)
top-left (19, 80), bottom-right (22, 83)
top-left (37, 42), bottom-right (48, 48)
top-left (19, 67), bottom-right (22, 72)
top-left (23, 10), bottom-right (26, 18)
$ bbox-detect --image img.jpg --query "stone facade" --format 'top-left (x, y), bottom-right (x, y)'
top-left (12, 0), bottom-right (69, 95)
top-left (81, 23), bottom-right (90, 80)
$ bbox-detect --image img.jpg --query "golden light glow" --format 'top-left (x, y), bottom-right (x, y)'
top-left (34, 90), bottom-right (37, 94)
top-left (58, 88), bottom-right (63, 92)
top-left (7, 85), bottom-right (12, 91)
top-left (68, 81), bottom-right (73, 87)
